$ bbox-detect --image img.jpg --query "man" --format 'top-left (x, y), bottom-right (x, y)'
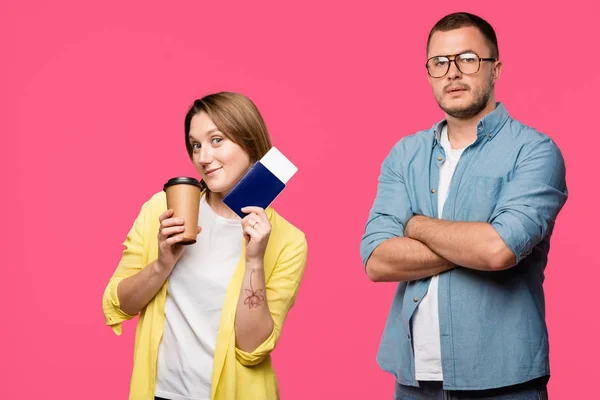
top-left (360, 12), bottom-right (567, 399)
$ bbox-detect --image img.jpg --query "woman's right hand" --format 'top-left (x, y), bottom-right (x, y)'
top-left (156, 209), bottom-right (200, 272)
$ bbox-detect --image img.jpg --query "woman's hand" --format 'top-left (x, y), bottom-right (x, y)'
top-left (156, 209), bottom-right (201, 272)
top-left (241, 206), bottom-right (271, 263)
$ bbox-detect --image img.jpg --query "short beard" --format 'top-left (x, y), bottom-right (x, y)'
top-left (438, 78), bottom-right (493, 119)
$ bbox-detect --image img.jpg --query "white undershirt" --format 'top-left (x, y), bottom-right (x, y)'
top-left (412, 125), bottom-right (465, 381)
top-left (155, 194), bottom-right (242, 400)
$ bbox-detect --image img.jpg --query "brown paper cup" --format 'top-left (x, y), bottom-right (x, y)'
top-left (163, 177), bottom-right (202, 245)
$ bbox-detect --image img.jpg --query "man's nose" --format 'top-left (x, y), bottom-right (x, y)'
top-left (447, 58), bottom-right (462, 79)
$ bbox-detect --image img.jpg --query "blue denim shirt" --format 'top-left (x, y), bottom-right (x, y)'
top-left (360, 103), bottom-right (568, 390)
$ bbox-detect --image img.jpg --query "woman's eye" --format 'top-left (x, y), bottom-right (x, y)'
top-left (192, 143), bottom-right (201, 150)
top-left (212, 137), bottom-right (223, 144)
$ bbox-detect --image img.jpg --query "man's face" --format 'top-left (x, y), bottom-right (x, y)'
top-left (427, 26), bottom-right (501, 119)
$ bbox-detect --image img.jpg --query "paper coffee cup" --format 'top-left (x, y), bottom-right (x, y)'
top-left (163, 177), bottom-right (202, 245)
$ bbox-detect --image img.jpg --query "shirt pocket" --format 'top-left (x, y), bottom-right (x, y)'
top-left (459, 176), bottom-right (504, 222)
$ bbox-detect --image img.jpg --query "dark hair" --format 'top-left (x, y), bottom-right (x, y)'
top-left (426, 12), bottom-right (499, 59)
top-left (184, 92), bottom-right (273, 192)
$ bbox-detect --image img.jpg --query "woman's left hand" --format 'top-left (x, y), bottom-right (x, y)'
top-left (241, 206), bottom-right (272, 263)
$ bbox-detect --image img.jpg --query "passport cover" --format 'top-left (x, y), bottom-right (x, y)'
top-left (223, 147), bottom-right (297, 218)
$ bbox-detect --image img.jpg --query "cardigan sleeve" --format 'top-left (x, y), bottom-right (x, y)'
top-left (101, 199), bottom-right (151, 336)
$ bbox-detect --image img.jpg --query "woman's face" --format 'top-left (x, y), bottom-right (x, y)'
top-left (188, 111), bottom-right (251, 197)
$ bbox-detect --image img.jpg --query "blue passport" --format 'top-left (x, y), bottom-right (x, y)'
top-left (223, 147), bottom-right (298, 218)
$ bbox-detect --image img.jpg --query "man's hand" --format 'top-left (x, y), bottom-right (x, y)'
top-left (404, 214), bottom-right (424, 239)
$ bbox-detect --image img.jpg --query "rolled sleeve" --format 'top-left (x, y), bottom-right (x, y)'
top-left (360, 144), bottom-right (413, 267)
top-left (235, 325), bottom-right (278, 366)
top-left (235, 233), bottom-right (308, 366)
top-left (490, 137), bottom-right (568, 264)
top-left (102, 277), bottom-right (136, 335)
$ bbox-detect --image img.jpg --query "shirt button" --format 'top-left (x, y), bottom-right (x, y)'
top-left (413, 297), bottom-right (419, 302)
top-left (407, 334), bottom-right (411, 339)
top-left (437, 156), bottom-right (443, 161)
top-left (431, 189), bottom-right (436, 194)
top-left (488, 134), bottom-right (492, 138)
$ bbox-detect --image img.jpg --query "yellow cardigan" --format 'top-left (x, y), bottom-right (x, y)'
top-left (102, 191), bottom-right (307, 400)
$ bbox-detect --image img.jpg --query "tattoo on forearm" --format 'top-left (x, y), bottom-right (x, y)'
top-left (244, 269), bottom-right (265, 309)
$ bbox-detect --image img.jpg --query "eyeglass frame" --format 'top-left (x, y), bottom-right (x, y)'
top-left (425, 52), bottom-right (497, 78)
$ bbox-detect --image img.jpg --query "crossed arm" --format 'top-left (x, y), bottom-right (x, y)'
top-left (366, 216), bottom-right (515, 282)
top-left (361, 139), bottom-right (567, 283)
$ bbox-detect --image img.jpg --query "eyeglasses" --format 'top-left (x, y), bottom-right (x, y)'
top-left (426, 52), bottom-right (497, 78)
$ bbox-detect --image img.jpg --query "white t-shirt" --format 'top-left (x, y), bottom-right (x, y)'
top-left (412, 125), bottom-right (466, 381)
top-left (155, 194), bottom-right (242, 400)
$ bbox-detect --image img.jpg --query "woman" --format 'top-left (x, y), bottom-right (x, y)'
top-left (102, 92), bottom-right (308, 400)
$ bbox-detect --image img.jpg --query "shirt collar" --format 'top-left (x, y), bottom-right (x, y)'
top-left (432, 102), bottom-right (510, 146)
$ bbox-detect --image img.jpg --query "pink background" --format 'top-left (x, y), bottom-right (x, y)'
top-left (2, 0), bottom-right (597, 398)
